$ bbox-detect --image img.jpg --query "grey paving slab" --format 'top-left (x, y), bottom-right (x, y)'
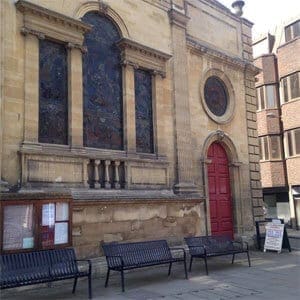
top-left (1, 250), bottom-right (300, 300)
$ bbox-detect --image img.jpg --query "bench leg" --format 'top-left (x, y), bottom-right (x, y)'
top-left (88, 273), bottom-right (92, 299)
top-left (247, 251), bottom-right (251, 267)
top-left (105, 269), bottom-right (110, 287)
top-left (121, 269), bottom-right (125, 292)
top-left (72, 277), bottom-right (78, 294)
top-left (232, 253), bottom-right (235, 264)
top-left (168, 262), bottom-right (172, 276)
top-left (204, 256), bottom-right (208, 275)
top-left (189, 256), bottom-right (193, 272)
top-left (183, 259), bottom-right (188, 279)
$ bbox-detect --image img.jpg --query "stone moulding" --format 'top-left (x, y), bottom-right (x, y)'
top-left (117, 38), bottom-right (172, 78)
top-left (74, 1), bottom-right (130, 38)
top-left (168, 8), bottom-right (190, 28)
top-left (187, 35), bottom-right (259, 74)
top-left (16, 0), bottom-right (92, 45)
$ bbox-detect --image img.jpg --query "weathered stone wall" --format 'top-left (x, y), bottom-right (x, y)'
top-left (72, 199), bottom-right (205, 258)
top-left (0, 0), bottom-right (260, 251)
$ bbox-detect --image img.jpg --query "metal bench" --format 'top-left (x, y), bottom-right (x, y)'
top-left (102, 239), bottom-right (188, 292)
top-left (0, 248), bottom-right (92, 299)
top-left (185, 235), bottom-right (250, 275)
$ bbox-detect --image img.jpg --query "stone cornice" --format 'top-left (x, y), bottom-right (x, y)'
top-left (168, 8), bottom-right (190, 29)
top-left (187, 36), bottom-right (259, 74)
top-left (117, 38), bottom-right (172, 62)
top-left (16, 0), bottom-right (92, 34)
top-left (117, 38), bottom-right (172, 77)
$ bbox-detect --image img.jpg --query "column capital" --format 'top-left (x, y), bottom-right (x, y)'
top-left (168, 9), bottom-right (190, 29)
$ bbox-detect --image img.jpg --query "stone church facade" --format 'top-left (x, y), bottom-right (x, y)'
top-left (0, 0), bottom-right (262, 257)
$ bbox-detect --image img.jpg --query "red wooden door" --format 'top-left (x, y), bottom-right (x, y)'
top-left (207, 142), bottom-right (233, 238)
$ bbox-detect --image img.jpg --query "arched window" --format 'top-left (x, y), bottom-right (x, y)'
top-left (82, 12), bottom-right (123, 150)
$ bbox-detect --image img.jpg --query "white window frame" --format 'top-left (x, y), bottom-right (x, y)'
top-left (259, 135), bottom-right (282, 161)
top-left (284, 128), bottom-right (300, 157)
top-left (280, 72), bottom-right (300, 105)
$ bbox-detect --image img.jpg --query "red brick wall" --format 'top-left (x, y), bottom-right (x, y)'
top-left (260, 161), bottom-right (287, 188)
top-left (277, 38), bottom-right (300, 78)
top-left (257, 109), bottom-right (281, 136)
top-left (254, 54), bottom-right (278, 86)
top-left (281, 100), bottom-right (300, 131)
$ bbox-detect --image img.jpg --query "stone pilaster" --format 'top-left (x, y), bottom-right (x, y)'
top-left (242, 20), bottom-right (264, 221)
top-left (68, 45), bottom-right (84, 150)
top-left (169, 8), bottom-right (198, 194)
top-left (122, 63), bottom-right (136, 155)
top-left (23, 33), bottom-right (40, 145)
top-left (0, 0), bottom-right (8, 191)
top-left (152, 72), bottom-right (166, 157)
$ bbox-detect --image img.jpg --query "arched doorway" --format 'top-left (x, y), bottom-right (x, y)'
top-left (207, 142), bottom-right (233, 238)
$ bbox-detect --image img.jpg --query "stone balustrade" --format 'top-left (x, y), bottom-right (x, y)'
top-left (88, 159), bottom-right (125, 189)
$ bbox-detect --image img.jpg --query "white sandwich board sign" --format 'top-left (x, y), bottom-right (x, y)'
top-left (264, 222), bottom-right (284, 253)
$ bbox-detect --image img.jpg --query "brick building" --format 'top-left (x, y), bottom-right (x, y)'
top-left (0, 0), bottom-right (262, 257)
top-left (253, 16), bottom-right (300, 228)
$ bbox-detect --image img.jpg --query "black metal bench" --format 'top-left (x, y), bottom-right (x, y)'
top-left (102, 239), bottom-right (188, 292)
top-left (0, 248), bottom-right (92, 299)
top-left (185, 235), bottom-right (250, 275)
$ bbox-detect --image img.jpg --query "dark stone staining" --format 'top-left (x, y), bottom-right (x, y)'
top-left (134, 69), bottom-right (154, 154)
top-left (82, 12), bottom-right (123, 150)
top-left (39, 39), bottom-right (68, 145)
top-left (204, 76), bottom-right (228, 117)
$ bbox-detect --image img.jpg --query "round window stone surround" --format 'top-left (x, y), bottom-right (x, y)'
top-left (201, 70), bottom-right (235, 124)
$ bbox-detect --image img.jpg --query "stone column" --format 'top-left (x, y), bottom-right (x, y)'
top-left (68, 44), bottom-right (84, 152)
top-left (152, 72), bottom-right (166, 157)
top-left (169, 7), bottom-right (198, 194)
top-left (104, 160), bottom-right (111, 189)
top-left (0, 0), bottom-right (8, 191)
top-left (94, 160), bottom-right (101, 189)
top-left (114, 161), bottom-right (120, 189)
top-left (122, 63), bottom-right (136, 155)
top-left (23, 31), bottom-right (40, 146)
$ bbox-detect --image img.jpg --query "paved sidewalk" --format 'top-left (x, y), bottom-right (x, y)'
top-left (1, 250), bottom-right (300, 300)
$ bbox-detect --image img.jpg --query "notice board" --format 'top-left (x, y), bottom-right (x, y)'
top-left (264, 223), bottom-right (284, 253)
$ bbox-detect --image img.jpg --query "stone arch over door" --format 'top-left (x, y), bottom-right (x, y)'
top-left (201, 130), bottom-right (243, 237)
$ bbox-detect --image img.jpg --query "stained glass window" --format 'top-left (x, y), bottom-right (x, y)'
top-left (134, 69), bottom-right (154, 153)
top-left (204, 76), bottom-right (228, 117)
top-left (39, 39), bottom-right (68, 144)
top-left (82, 12), bottom-right (123, 150)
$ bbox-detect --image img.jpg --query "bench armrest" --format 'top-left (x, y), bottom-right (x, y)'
top-left (75, 259), bottom-right (92, 274)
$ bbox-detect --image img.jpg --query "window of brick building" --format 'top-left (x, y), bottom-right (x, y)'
top-left (281, 72), bottom-right (300, 103)
top-left (256, 86), bottom-right (265, 110)
top-left (257, 85), bottom-right (278, 110)
top-left (290, 73), bottom-right (300, 99)
top-left (285, 20), bottom-right (300, 42)
top-left (286, 128), bottom-right (300, 157)
top-left (265, 85), bottom-right (277, 108)
top-left (259, 135), bottom-right (282, 161)
top-left (270, 135), bottom-right (281, 159)
top-left (282, 77), bottom-right (289, 102)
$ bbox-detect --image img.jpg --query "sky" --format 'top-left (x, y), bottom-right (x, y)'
top-left (218, 0), bottom-right (300, 38)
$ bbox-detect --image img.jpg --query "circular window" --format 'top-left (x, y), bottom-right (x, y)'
top-left (204, 77), bottom-right (228, 117)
